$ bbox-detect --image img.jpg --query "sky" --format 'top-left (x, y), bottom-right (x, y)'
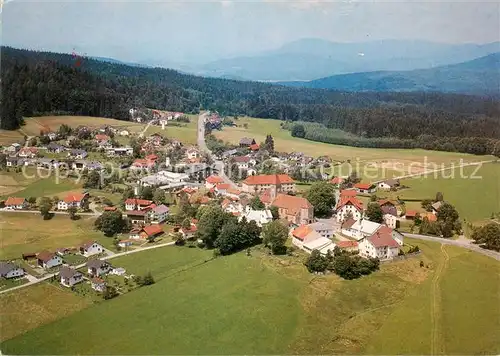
top-left (2, 0), bottom-right (499, 66)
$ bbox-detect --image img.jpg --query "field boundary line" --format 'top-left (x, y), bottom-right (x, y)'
top-left (430, 244), bottom-right (449, 355)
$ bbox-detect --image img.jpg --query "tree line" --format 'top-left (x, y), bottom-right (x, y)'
top-left (288, 122), bottom-right (500, 156)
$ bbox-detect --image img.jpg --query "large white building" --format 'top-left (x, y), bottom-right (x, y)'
top-left (358, 226), bottom-right (401, 260)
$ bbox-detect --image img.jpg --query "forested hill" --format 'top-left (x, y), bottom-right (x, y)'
top-left (1, 47), bottom-right (500, 155)
top-left (282, 53), bottom-right (500, 95)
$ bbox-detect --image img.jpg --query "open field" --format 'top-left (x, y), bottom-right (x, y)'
top-left (0, 169), bottom-right (83, 199)
top-left (2, 238), bottom-right (498, 355)
top-left (1, 115), bottom-right (198, 146)
top-left (0, 283), bottom-right (92, 342)
top-left (214, 117), bottom-right (495, 179)
top-left (381, 162), bottom-right (500, 223)
top-left (0, 213), bottom-right (114, 260)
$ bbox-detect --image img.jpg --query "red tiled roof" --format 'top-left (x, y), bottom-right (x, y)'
top-left (423, 212), bottom-right (437, 222)
top-left (378, 199), bottom-right (394, 207)
top-left (368, 226), bottom-right (399, 248)
top-left (292, 225), bottom-right (313, 241)
top-left (216, 183), bottom-right (230, 190)
top-left (80, 240), bottom-right (98, 250)
top-left (259, 190), bottom-right (272, 204)
top-left (91, 277), bottom-right (105, 284)
top-left (181, 224), bottom-right (198, 234)
top-left (125, 199), bottom-right (153, 206)
top-left (336, 240), bottom-right (358, 248)
top-left (104, 206), bottom-right (117, 211)
top-left (405, 210), bottom-right (418, 217)
top-left (5, 197), bottom-right (26, 206)
top-left (354, 183), bottom-right (374, 190)
top-left (145, 154), bottom-right (158, 161)
top-left (233, 156), bottom-right (250, 163)
top-left (272, 194), bottom-right (312, 215)
top-left (37, 250), bottom-right (56, 262)
top-left (340, 190), bottom-right (357, 198)
top-left (243, 174), bottom-right (294, 186)
top-left (63, 193), bottom-right (87, 203)
top-left (141, 225), bottom-right (164, 237)
top-left (95, 134), bottom-right (109, 141)
top-left (227, 188), bottom-right (241, 195)
top-left (126, 210), bottom-right (147, 216)
top-left (341, 218), bottom-right (357, 229)
top-left (336, 196), bottom-right (363, 211)
top-left (206, 175), bottom-right (224, 184)
top-left (330, 177), bottom-right (345, 185)
top-left (232, 212), bottom-right (241, 217)
top-left (249, 143), bottom-right (260, 151)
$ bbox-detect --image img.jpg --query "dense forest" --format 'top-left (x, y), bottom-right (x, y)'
top-left (1, 47), bottom-right (499, 155)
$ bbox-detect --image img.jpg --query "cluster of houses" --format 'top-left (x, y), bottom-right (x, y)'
top-left (59, 258), bottom-right (116, 292)
top-left (3, 192), bottom-right (89, 212)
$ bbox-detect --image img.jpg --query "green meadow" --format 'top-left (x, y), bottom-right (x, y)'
top-left (1, 239), bottom-right (498, 355)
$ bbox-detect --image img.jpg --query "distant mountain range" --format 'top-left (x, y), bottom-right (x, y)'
top-left (192, 38), bottom-right (500, 82)
top-left (280, 53), bottom-right (500, 95)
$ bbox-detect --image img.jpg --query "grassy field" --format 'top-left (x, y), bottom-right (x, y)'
top-left (0, 169), bottom-right (83, 199)
top-left (0, 213), bottom-right (114, 260)
top-left (1, 238), bottom-right (498, 355)
top-left (383, 162), bottom-right (500, 223)
top-left (214, 117), bottom-right (495, 179)
top-left (0, 115), bottom-right (199, 146)
top-left (0, 283), bottom-right (92, 342)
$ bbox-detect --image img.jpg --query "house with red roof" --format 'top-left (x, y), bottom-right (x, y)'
top-left (329, 176), bottom-right (345, 187)
top-left (359, 226), bottom-right (401, 260)
top-left (57, 192), bottom-right (89, 211)
top-left (214, 183), bottom-right (230, 196)
top-left (5, 197), bottom-right (27, 210)
top-left (125, 198), bottom-right (153, 211)
top-left (354, 182), bottom-right (376, 194)
top-left (271, 193), bottom-right (313, 226)
top-left (37, 251), bottom-right (63, 269)
top-left (378, 200), bottom-right (398, 216)
top-left (335, 195), bottom-right (363, 223)
top-left (18, 147), bottom-right (38, 158)
top-left (291, 225), bottom-right (335, 255)
top-left (249, 143), bottom-right (260, 151)
top-left (139, 225), bottom-right (164, 240)
top-left (205, 175), bottom-right (225, 189)
top-left (95, 134), bottom-right (110, 147)
top-left (180, 222), bottom-right (198, 239)
top-left (241, 174), bottom-right (295, 197)
top-left (336, 240), bottom-right (359, 252)
top-left (405, 210), bottom-right (419, 220)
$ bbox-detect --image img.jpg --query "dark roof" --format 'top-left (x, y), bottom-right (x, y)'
top-left (341, 218), bottom-right (357, 229)
top-left (0, 262), bottom-right (22, 275)
top-left (239, 137), bottom-right (255, 145)
top-left (87, 259), bottom-right (111, 269)
top-left (37, 250), bottom-right (57, 262)
top-left (59, 266), bottom-right (82, 279)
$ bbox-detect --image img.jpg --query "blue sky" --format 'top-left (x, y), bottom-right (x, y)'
top-left (3, 0), bottom-right (499, 66)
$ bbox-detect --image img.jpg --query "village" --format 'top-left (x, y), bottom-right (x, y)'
top-left (0, 110), bottom-right (447, 296)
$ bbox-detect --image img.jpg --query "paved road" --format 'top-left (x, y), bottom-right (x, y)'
top-left (0, 241), bottom-right (176, 295)
top-left (405, 233), bottom-right (500, 261)
top-left (197, 112), bottom-right (238, 190)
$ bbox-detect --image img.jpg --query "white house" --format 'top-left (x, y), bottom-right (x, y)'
top-left (125, 199), bottom-right (153, 211)
top-left (0, 262), bottom-right (25, 279)
top-left (205, 175), bottom-right (224, 189)
top-left (233, 156), bottom-right (251, 170)
top-left (119, 130), bottom-right (130, 136)
top-left (87, 259), bottom-right (112, 276)
top-left (37, 251), bottom-right (63, 269)
top-left (308, 222), bottom-right (335, 239)
top-left (59, 267), bottom-right (84, 287)
top-left (79, 241), bottom-right (104, 257)
top-left (186, 148), bottom-right (200, 160)
top-left (91, 277), bottom-right (107, 292)
top-left (384, 214), bottom-right (397, 229)
top-left (149, 204), bottom-right (169, 224)
top-left (335, 196), bottom-right (363, 223)
top-left (354, 183), bottom-right (377, 194)
top-left (239, 206), bottom-right (273, 227)
top-left (291, 225), bottom-right (335, 255)
top-left (118, 239), bottom-right (134, 248)
top-left (341, 219), bottom-right (382, 241)
top-left (378, 179), bottom-right (400, 190)
top-left (5, 197), bottom-right (28, 210)
top-left (106, 147), bottom-right (133, 157)
top-left (57, 193), bottom-right (88, 211)
top-left (358, 226), bottom-right (401, 260)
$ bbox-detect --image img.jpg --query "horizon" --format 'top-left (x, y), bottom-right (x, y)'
top-left (3, 0), bottom-right (499, 67)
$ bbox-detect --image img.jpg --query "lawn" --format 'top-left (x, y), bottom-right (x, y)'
top-left (393, 162), bottom-right (500, 223)
top-left (0, 283), bottom-right (92, 342)
top-left (0, 169), bottom-right (82, 199)
top-left (1, 239), bottom-right (498, 355)
top-left (0, 213), bottom-right (114, 260)
top-left (214, 117), bottom-right (495, 180)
